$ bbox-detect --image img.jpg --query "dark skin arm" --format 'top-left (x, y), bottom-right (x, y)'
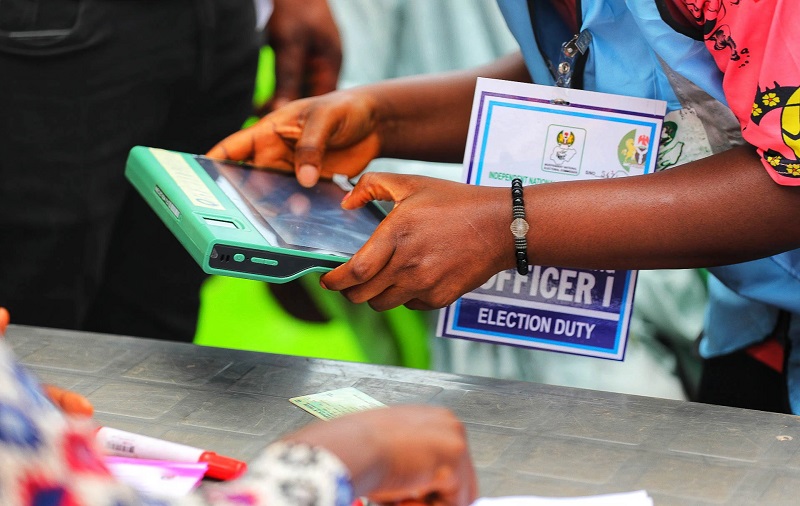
top-left (320, 147), bottom-right (800, 311)
top-left (522, 145), bottom-right (800, 269)
top-left (209, 51), bottom-right (800, 311)
top-left (208, 52), bottom-right (531, 187)
top-left (371, 52), bottom-right (532, 163)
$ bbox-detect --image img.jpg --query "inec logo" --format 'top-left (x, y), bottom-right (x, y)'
top-left (542, 124), bottom-right (586, 176)
top-left (617, 130), bottom-right (651, 172)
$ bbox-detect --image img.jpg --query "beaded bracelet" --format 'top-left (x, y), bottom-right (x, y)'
top-left (510, 178), bottom-right (530, 275)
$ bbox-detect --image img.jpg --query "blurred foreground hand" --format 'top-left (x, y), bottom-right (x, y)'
top-left (283, 405), bottom-right (478, 506)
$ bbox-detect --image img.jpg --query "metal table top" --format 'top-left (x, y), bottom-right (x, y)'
top-left (6, 324), bottom-right (800, 505)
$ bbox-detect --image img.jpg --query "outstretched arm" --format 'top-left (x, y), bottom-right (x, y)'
top-left (209, 52), bottom-right (530, 187)
top-left (523, 145), bottom-right (800, 270)
top-left (320, 146), bottom-right (800, 311)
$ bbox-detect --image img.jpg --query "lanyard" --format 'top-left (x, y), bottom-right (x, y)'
top-left (526, 0), bottom-right (591, 89)
top-left (555, 30), bottom-right (592, 88)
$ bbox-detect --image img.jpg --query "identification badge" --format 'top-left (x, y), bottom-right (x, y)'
top-left (436, 78), bottom-right (667, 360)
top-left (289, 387), bottom-right (386, 420)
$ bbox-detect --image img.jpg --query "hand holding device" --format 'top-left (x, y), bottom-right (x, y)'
top-left (126, 147), bottom-right (388, 283)
top-left (320, 172), bottom-right (512, 311)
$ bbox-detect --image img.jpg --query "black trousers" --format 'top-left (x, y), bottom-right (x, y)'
top-left (0, 0), bottom-right (259, 341)
top-left (697, 312), bottom-right (792, 414)
top-left (697, 350), bottom-right (791, 413)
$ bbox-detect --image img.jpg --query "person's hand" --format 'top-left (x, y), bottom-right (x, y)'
top-left (0, 307), bottom-right (94, 417)
top-left (208, 89), bottom-right (381, 187)
top-left (319, 173), bottom-right (514, 311)
top-left (282, 405), bottom-right (477, 506)
top-left (261, 0), bottom-right (342, 114)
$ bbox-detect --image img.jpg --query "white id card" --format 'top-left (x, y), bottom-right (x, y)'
top-left (436, 78), bottom-right (667, 361)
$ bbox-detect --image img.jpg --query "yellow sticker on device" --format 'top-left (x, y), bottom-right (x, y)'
top-left (289, 387), bottom-right (387, 420)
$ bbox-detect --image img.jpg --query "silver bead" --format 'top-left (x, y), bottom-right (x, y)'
top-left (510, 218), bottom-right (530, 238)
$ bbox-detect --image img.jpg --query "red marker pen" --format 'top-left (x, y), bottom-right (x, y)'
top-left (96, 427), bottom-right (247, 481)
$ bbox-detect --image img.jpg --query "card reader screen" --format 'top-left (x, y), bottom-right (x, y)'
top-left (195, 157), bottom-right (384, 258)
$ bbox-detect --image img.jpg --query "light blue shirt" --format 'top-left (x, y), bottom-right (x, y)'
top-left (497, 0), bottom-right (800, 412)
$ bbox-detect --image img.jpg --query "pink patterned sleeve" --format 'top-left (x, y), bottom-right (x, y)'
top-left (693, 0), bottom-right (800, 186)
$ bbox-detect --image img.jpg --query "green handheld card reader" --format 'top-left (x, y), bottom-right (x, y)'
top-left (125, 146), bottom-right (385, 283)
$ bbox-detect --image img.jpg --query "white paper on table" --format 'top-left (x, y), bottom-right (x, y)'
top-left (471, 490), bottom-right (653, 506)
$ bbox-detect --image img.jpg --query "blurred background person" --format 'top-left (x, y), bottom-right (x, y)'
top-left (0, 0), bottom-right (342, 345)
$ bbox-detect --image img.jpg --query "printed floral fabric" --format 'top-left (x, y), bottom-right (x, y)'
top-left (687, 0), bottom-right (800, 185)
top-left (0, 339), bottom-right (353, 506)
